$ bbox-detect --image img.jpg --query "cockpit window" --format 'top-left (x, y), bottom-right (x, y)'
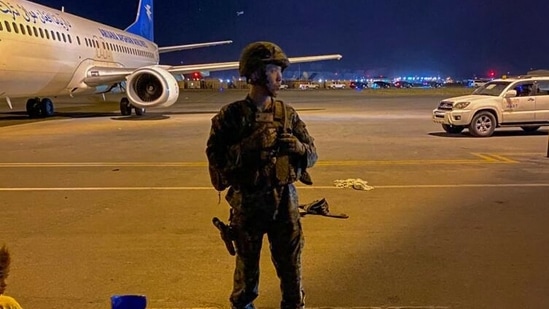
top-left (472, 81), bottom-right (511, 96)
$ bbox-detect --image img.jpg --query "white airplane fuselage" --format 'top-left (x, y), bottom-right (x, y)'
top-left (0, 0), bottom-right (158, 99)
top-left (0, 0), bottom-right (341, 117)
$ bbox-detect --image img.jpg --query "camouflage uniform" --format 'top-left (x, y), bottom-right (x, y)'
top-left (206, 96), bottom-right (317, 309)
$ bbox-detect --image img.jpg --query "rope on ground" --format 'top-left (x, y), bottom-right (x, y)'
top-left (333, 178), bottom-right (374, 191)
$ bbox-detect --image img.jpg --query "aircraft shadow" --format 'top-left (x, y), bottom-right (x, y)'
top-left (0, 109), bottom-right (223, 126)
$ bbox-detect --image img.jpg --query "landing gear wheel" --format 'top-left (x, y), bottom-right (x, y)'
top-left (442, 124), bottom-right (464, 134)
top-left (40, 98), bottom-right (55, 117)
top-left (134, 106), bottom-right (146, 116)
top-left (120, 98), bottom-right (132, 115)
top-left (468, 111), bottom-right (496, 137)
top-left (26, 98), bottom-right (42, 118)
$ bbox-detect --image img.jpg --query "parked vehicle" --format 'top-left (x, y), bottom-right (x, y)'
top-left (373, 81), bottom-right (391, 88)
top-left (326, 81), bottom-right (346, 89)
top-left (393, 81), bottom-right (413, 88)
top-left (298, 82), bottom-right (320, 90)
top-left (432, 75), bottom-right (549, 137)
top-left (350, 81), bottom-right (368, 89)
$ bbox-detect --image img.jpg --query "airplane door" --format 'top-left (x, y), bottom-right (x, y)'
top-left (501, 82), bottom-right (537, 122)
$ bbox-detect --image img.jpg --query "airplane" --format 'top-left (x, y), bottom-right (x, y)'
top-left (0, 0), bottom-right (342, 118)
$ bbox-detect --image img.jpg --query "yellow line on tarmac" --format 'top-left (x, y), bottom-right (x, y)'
top-left (0, 153), bottom-right (517, 168)
top-left (0, 162), bottom-right (207, 167)
top-left (471, 153), bottom-right (518, 163)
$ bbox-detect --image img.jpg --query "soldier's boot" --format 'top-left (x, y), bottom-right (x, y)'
top-left (281, 290), bottom-right (305, 309)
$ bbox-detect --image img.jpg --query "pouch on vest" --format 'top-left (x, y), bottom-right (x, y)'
top-left (209, 165), bottom-right (229, 191)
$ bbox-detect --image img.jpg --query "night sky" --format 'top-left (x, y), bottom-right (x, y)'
top-left (30, 0), bottom-right (549, 79)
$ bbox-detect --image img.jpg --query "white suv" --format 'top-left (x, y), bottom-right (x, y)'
top-left (298, 82), bottom-right (319, 90)
top-left (327, 81), bottom-right (346, 89)
top-left (432, 75), bottom-right (549, 137)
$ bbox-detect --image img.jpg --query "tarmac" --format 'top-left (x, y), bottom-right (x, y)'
top-left (1, 89), bottom-right (549, 309)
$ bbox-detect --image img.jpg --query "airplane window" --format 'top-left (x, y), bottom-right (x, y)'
top-left (39, 28), bottom-right (44, 38)
top-left (50, 30), bottom-right (55, 40)
top-left (44, 29), bottom-right (49, 39)
top-left (32, 26), bottom-right (38, 37)
top-left (62, 33), bottom-right (66, 42)
top-left (0, 22), bottom-right (3, 31)
top-left (67, 34), bottom-right (72, 44)
top-left (4, 21), bottom-right (10, 32)
top-left (76, 36), bottom-right (81, 45)
top-left (56, 32), bottom-right (61, 41)
top-left (26, 25), bottom-right (31, 35)
top-left (12, 22), bottom-right (19, 34)
top-left (19, 24), bottom-right (25, 35)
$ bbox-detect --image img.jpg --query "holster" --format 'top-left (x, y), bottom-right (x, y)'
top-left (212, 217), bottom-right (236, 255)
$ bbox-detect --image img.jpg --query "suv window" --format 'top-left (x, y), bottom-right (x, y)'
top-left (513, 82), bottom-right (535, 97)
top-left (536, 80), bottom-right (549, 95)
top-left (472, 81), bottom-right (511, 96)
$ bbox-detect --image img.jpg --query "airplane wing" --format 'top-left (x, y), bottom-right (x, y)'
top-left (166, 54), bottom-right (343, 75)
top-left (82, 54), bottom-right (342, 87)
top-left (158, 40), bottom-right (233, 54)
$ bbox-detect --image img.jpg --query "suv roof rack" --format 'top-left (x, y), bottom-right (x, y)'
top-left (526, 69), bottom-right (549, 77)
top-left (500, 70), bottom-right (549, 79)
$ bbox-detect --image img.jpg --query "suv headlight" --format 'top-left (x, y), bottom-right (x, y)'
top-left (453, 102), bottom-right (471, 109)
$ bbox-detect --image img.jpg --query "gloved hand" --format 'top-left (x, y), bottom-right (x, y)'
top-left (278, 133), bottom-right (306, 155)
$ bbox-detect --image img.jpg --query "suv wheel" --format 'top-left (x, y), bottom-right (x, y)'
top-left (442, 124), bottom-right (464, 134)
top-left (469, 111), bottom-right (496, 137)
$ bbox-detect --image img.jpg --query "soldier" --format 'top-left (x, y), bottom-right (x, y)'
top-left (206, 41), bottom-right (318, 309)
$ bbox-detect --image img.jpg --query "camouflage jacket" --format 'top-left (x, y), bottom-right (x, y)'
top-left (206, 96), bottom-right (317, 191)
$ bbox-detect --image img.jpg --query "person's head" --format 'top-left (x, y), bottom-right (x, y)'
top-left (0, 245), bottom-right (10, 294)
top-left (239, 41), bottom-right (289, 97)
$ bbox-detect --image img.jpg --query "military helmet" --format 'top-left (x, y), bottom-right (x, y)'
top-left (239, 41), bottom-right (290, 78)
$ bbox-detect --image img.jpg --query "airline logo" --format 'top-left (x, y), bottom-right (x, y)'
top-left (98, 28), bottom-right (149, 47)
top-left (0, 0), bottom-right (72, 31)
top-left (145, 4), bottom-right (152, 22)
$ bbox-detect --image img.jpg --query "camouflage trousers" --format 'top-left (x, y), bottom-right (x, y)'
top-left (227, 184), bottom-right (305, 309)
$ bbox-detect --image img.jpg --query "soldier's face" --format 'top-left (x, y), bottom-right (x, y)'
top-left (264, 64), bottom-right (283, 96)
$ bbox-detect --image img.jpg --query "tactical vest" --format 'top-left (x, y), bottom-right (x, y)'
top-left (239, 99), bottom-right (299, 188)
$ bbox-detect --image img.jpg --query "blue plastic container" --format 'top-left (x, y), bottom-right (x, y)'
top-left (111, 294), bottom-right (147, 309)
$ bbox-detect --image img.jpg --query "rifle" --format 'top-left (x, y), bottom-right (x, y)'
top-left (212, 217), bottom-right (236, 256)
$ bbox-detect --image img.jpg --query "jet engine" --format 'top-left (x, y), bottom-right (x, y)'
top-left (126, 66), bottom-right (179, 108)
